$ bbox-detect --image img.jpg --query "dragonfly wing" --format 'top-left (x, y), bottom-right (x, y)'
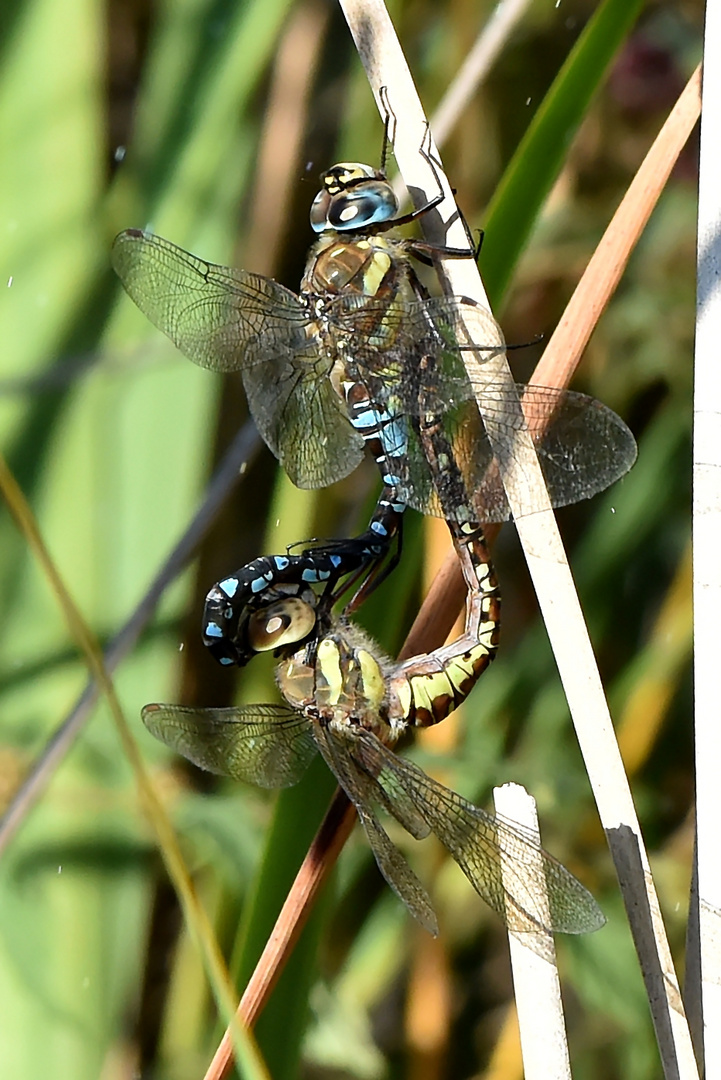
top-left (112, 231), bottom-right (308, 372)
top-left (314, 724), bottom-right (438, 935)
top-left (338, 293), bottom-right (635, 521)
top-left (359, 810), bottom-right (439, 937)
top-left (112, 231), bottom-right (364, 489)
top-left (352, 735), bottom-right (605, 934)
top-left (336, 294), bottom-right (502, 414)
top-left (344, 732), bottom-right (431, 841)
top-left (369, 385), bottom-right (635, 524)
top-left (427, 381), bottom-right (638, 523)
top-left (241, 352), bottom-right (364, 489)
top-left (420, 777), bottom-right (605, 933)
top-left (391, 398), bottom-right (507, 523)
top-left (141, 703), bottom-right (317, 789)
top-left (334, 294), bottom-right (494, 519)
top-left (391, 386), bottom-right (637, 524)
top-left (513, 384), bottom-right (637, 513)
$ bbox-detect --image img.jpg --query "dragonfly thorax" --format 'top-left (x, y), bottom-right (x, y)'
top-left (278, 625), bottom-right (393, 738)
top-left (310, 162), bottom-right (398, 233)
top-left (303, 234), bottom-right (398, 298)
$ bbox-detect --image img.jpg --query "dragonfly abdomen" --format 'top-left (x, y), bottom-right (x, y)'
top-left (390, 521), bottom-right (501, 728)
top-left (343, 377), bottom-right (408, 512)
top-left (201, 546), bottom-right (386, 667)
top-left (390, 638), bottom-right (496, 728)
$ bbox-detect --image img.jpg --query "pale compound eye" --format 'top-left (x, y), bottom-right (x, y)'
top-left (247, 598), bottom-right (317, 652)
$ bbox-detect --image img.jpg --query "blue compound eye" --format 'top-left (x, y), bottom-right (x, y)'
top-left (327, 184), bottom-right (398, 230)
top-left (247, 598), bottom-right (317, 652)
top-left (310, 166), bottom-right (399, 233)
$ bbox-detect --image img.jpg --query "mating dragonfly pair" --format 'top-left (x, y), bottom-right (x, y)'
top-left (113, 155), bottom-right (635, 935)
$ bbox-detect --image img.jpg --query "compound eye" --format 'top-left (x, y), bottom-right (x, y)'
top-left (309, 189), bottom-right (331, 232)
top-left (310, 174), bottom-right (398, 232)
top-left (328, 182), bottom-right (398, 230)
top-left (247, 598), bottom-right (317, 652)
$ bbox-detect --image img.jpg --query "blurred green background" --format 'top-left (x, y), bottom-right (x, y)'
top-left (0, 0), bottom-right (700, 1077)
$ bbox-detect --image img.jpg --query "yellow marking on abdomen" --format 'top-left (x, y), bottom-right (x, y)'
top-left (409, 671), bottom-right (455, 727)
top-left (407, 637), bottom-right (496, 727)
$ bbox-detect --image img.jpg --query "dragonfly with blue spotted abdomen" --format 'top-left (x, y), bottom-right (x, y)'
top-left (112, 159), bottom-right (637, 648)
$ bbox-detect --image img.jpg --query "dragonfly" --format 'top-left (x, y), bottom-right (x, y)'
top-left (112, 158), bottom-right (637, 657)
top-left (143, 506), bottom-right (605, 937)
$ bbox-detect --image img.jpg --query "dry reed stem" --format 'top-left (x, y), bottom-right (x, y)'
top-left (688, 15), bottom-right (721, 1071)
top-left (408, 63), bottom-right (702, 659)
top-left (430, 0), bottom-right (533, 145)
top-left (534, 65), bottom-right (702, 391)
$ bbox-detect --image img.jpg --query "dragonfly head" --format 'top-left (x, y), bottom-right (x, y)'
top-left (310, 162), bottom-right (399, 233)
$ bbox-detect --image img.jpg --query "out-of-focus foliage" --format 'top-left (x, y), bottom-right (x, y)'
top-left (0, 0), bottom-right (700, 1078)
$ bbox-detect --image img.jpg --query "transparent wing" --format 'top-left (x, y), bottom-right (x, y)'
top-left (112, 230), bottom-right (311, 373)
top-left (334, 295), bottom-right (636, 522)
top-left (141, 703), bottom-right (317, 789)
top-left (349, 730), bottom-right (605, 935)
top-left (112, 230), bottom-right (364, 488)
top-left (240, 354), bottom-right (363, 489)
top-left (395, 384), bottom-right (638, 523)
top-left (360, 811), bottom-right (439, 937)
top-left (313, 724), bottom-right (438, 935)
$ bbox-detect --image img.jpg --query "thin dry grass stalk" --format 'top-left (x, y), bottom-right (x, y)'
top-left (430, 0), bottom-right (533, 146)
top-left (0, 424), bottom-right (260, 857)
top-left (687, 15), bottom-right (721, 1072)
top-left (534, 65), bottom-right (702, 391)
